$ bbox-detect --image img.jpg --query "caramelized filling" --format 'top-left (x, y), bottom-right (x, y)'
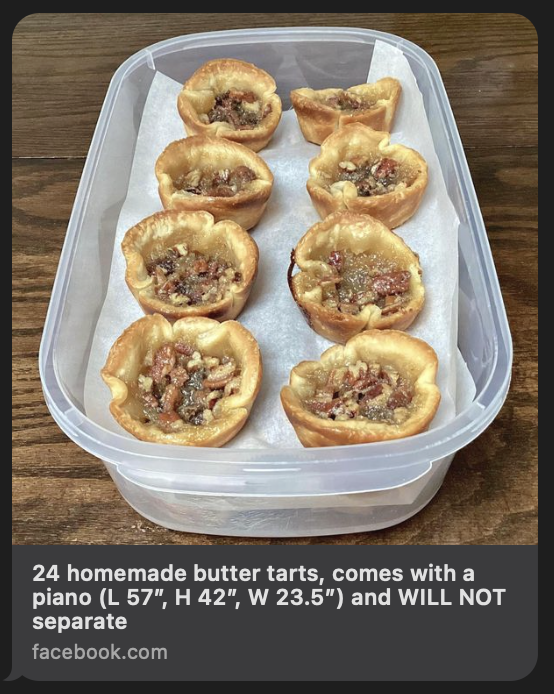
top-left (324, 90), bottom-right (374, 111)
top-left (203, 90), bottom-right (272, 130)
top-left (147, 244), bottom-right (241, 307)
top-left (333, 157), bottom-right (402, 196)
top-left (318, 249), bottom-right (411, 316)
top-left (304, 361), bottom-right (414, 424)
top-left (137, 342), bottom-right (241, 428)
top-left (174, 165), bottom-right (256, 198)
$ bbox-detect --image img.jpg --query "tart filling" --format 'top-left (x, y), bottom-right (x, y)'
top-left (332, 157), bottom-right (404, 197)
top-left (323, 90), bottom-right (375, 112)
top-left (136, 341), bottom-right (241, 429)
top-left (203, 90), bottom-right (272, 130)
top-left (319, 249), bottom-right (411, 316)
top-left (174, 165), bottom-right (256, 198)
top-left (146, 244), bottom-right (242, 308)
top-left (303, 360), bottom-right (413, 425)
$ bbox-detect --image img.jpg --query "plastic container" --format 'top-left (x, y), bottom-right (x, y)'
top-left (39, 27), bottom-right (512, 537)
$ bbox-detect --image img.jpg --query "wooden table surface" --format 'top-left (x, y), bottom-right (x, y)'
top-left (12, 13), bottom-right (538, 545)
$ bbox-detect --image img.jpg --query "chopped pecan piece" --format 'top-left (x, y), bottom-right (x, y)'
top-left (328, 250), bottom-right (343, 271)
top-left (193, 259), bottom-right (209, 274)
top-left (203, 361), bottom-right (236, 389)
top-left (371, 157), bottom-right (399, 181)
top-left (305, 399), bottom-right (338, 414)
top-left (150, 344), bottom-right (176, 384)
top-left (170, 366), bottom-right (189, 388)
top-left (142, 393), bottom-right (159, 410)
top-left (160, 383), bottom-right (182, 414)
top-left (158, 411), bottom-right (181, 425)
top-left (386, 379), bottom-right (413, 409)
top-left (175, 342), bottom-right (195, 356)
top-left (371, 271), bottom-right (411, 297)
top-left (360, 382), bottom-right (384, 401)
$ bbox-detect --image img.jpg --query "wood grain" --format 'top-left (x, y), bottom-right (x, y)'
top-left (12, 13), bottom-right (538, 545)
top-left (13, 13), bottom-right (538, 156)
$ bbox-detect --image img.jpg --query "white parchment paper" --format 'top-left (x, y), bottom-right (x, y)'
top-left (84, 40), bottom-right (476, 449)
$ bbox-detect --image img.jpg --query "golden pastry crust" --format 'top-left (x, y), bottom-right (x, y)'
top-left (155, 136), bottom-right (274, 231)
top-left (101, 315), bottom-right (262, 447)
top-left (281, 330), bottom-right (440, 447)
top-left (122, 210), bottom-right (259, 323)
top-left (177, 58), bottom-right (282, 152)
top-left (307, 124), bottom-right (428, 229)
top-left (291, 78), bottom-right (401, 145)
top-left (289, 212), bottom-right (424, 343)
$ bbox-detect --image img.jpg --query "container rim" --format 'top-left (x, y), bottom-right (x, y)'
top-left (39, 26), bottom-right (513, 492)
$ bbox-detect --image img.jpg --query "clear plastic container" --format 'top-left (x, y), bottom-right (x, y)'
top-left (39, 27), bottom-right (512, 537)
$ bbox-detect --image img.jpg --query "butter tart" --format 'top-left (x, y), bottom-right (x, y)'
top-left (122, 210), bottom-right (259, 323)
top-left (291, 78), bottom-right (401, 145)
top-left (289, 212), bottom-right (424, 343)
top-left (177, 58), bottom-right (282, 152)
top-left (155, 136), bottom-right (273, 230)
top-left (307, 123), bottom-right (428, 229)
top-left (281, 330), bottom-right (440, 447)
top-left (102, 315), bottom-right (262, 447)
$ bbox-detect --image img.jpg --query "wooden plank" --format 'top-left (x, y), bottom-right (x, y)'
top-left (11, 469), bottom-right (537, 545)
